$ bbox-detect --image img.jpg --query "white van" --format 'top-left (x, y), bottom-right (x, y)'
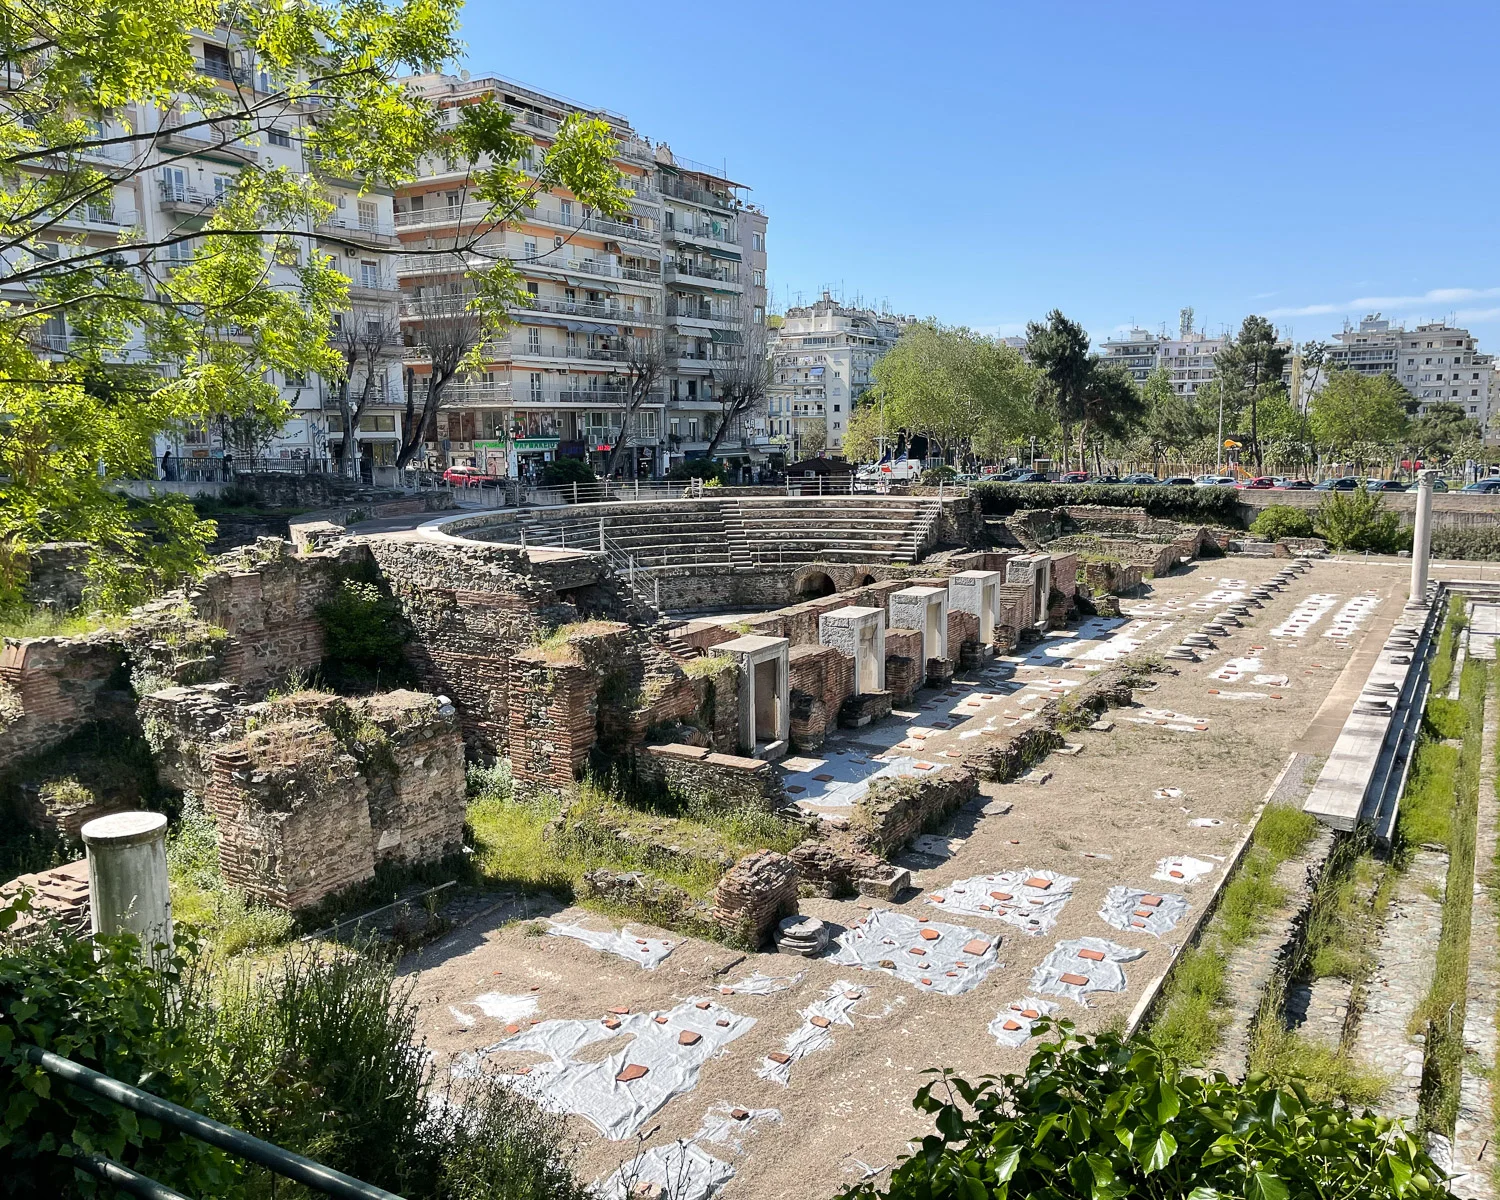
top-left (856, 458), bottom-right (924, 483)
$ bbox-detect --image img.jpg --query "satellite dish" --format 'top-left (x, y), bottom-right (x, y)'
top-left (459, 68), bottom-right (471, 81)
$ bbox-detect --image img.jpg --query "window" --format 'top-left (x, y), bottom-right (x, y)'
top-left (688, 418), bottom-right (699, 440)
top-left (268, 127), bottom-right (291, 148)
top-left (285, 370), bottom-right (306, 386)
top-left (560, 200), bottom-right (572, 220)
top-left (358, 414), bottom-right (396, 432)
top-left (358, 200), bottom-right (377, 230)
top-left (752, 269), bottom-right (764, 286)
top-left (833, 403), bottom-right (841, 412)
top-left (529, 372), bottom-right (542, 400)
top-left (359, 259), bottom-right (379, 288)
top-left (86, 196), bottom-right (114, 223)
top-left (527, 327), bottom-right (540, 353)
top-left (523, 238), bottom-right (537, 256)
top-left (526, 282), bottom-right (538, 296)
top-left (752, 232), bottom-right (763, 251)
top-left (753, 306), bottom-right (764, 324)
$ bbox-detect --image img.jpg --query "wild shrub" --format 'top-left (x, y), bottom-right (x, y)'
top-left (1250, 504), bottom-right (1316, 540)
top-left (315, 573), bottom-right (414, 692)
top-left (1313, 489), bottom-right (1410, 553)
top-left (539, 458), bottom-right (595, 487)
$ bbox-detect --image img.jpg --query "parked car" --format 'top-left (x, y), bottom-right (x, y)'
top-left (1274, 478), bottom-right (1314, 490)
top-left (1432, 478), bottom-right (1449, 492)
top-left (1093, 474), bottom-right (1121, 485)
top-left (1120, 473), bottom-right (1160, 485)
top-left (1012, 471), bottom-right (1051, 483)
top-left (1194, 474), bottom-right (1236, 487)
top-left (1312, 477), bottom-right (1361, 491)
top-left (1365, 478), bottom-right (1407, 492)
top-left (1239, 476), bottom-right (1277, 490)
top-left (1057, 471), bottom-right (1090, 484)
top-left (442, 465), bottom-right (500, 487)
top-left (1462, 479), bottom-right (1500, 494)
top-left (1162, 476), bottom-right (1196, 486)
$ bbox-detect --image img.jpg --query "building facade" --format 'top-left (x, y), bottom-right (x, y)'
top-left (1099, 311), bottom-right (1293, 402)
top-left (395, 73), bottom-right (770, 479)
top-left (766, 294), bottom-right (910, 457)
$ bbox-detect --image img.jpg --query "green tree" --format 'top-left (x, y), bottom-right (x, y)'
top-left (1025, 311), bottom-right (1145, 468)
top-left (1408, 401), bottom-right (1483, 464)
top-left (0, 0), bottom-right (628, 608)
top-left (1310, 370), bottom-right (1409, 453)
top-left (868, 322), bottom-right (1036, 462)
top-left (1143, 365), bottom-right (1205, 454)
top-left (841, 400), bottom-right (882, 463)
top-left (1216, 315), bottom-right (1289, 472)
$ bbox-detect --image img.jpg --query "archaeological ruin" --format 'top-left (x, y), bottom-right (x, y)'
top-left (9, 479), bottom-right (1500, 1197)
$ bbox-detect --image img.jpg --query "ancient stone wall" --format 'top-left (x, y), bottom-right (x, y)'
top-left (22, 542), bottom-right (90, 612)
top-left (712, 850), bottom-right (799, 947)
top-left (884, 628), bottom-right (924, 703)
top-left (1081, 560), bottom-right (1146, 596)
top-left (137, 683), bottom-right (246, 797)
top-left (688, 657), bottom-right (741, 753)
top-left (788, 644), bottom-right (854, 751)
top-left (996, 583), bottom-right (1036, 644)
top-left (0, 637), bottom-right (127, 767)
top-left (354, 690), bottom-right (466, 865)
top-left (852, 766), bottom-right (980, 857)
top-left (638, 743), bottom-right (787, 813)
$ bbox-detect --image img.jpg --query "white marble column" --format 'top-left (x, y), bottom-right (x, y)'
top-left (1409, 468), bottom-right (1437, 605)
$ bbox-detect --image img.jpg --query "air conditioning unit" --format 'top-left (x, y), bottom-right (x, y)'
top-left (553, 235), bottom-right (563, 248)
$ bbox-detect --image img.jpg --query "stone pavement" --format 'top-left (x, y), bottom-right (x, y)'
top-left (1352, 848), bottom-right (1450, 1122)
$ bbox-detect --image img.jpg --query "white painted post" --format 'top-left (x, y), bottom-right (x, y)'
top-left (1410, 468), bottom-right (1437, 604)
top-left (654, 576), bottom-right (660, 611)
top-left (81, 812), bottom-right (172, 960)
top-left (598, 517), bottom-right (605, 552)
top-left (572, 481), bottom-right (578, 504)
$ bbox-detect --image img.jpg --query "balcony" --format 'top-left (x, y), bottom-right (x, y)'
top-left (666, 299), bottom-right (740, 326)
top-left (522, 205), bottom-right (659, 246)
top-left (395, 200), bottom-right (495, 230)
top-left (157, 181), bottom-right (232, 216)
top-left (513, 341), bottom-right (634, 364)
top-left (526, 254), bottom-right (659, 285)
top-left (52, 204), bottom-right (140, 233)
top-left (400, 250), bottom-right (482, 277)
top-left (664, 261), bottom-right (741, 291)
top-left (444, 380), bottom-right (513, 405)
top-left (660, 175), bottom-right (737, 211)
top-left (665, 223), bottom-right (737, 251)
top-left (316, 214), bottom-right (399, 247)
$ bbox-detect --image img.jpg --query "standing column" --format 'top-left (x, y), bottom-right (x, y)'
top-left (81, 811), bottom-right (172, 959)
top-left (1409, 468), bottom-right (1437, 605)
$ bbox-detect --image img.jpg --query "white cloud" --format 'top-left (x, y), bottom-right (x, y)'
top-left (1263, 287), bottom-right (1500, 319)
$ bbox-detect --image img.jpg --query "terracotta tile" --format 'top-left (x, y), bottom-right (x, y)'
top-left (1140, 895), bottom-right (1162, 906)
top-left (913, 761), bottom-right (936, 771)
top-left (1020, 1009), bottom-right (1040, 1019)
top-left (810, 1016), bottom-right (831, 1028)
top-left (504, 1024), bottom-right (520, 1035)
top-left (609, 1006), bottom-right (631, 1014)
top-left (720, 986), bottom-right (735, 995)
top-left (1131, 920), bottom-right (1147, 928)
top-left (616, 1064), bottom-right (649, 1083)
top-left (510, 1066), bottom-right (532, 1076)
top-left (1002, 1020), bottom-right (1022, 1031)
top-left (908, 948), bottom-right (926, 956)
top-left (990, 891), bottom-right (1013, 901)
top-left (1169, 870), bottom-right (1184, 879)
top-left (678, 1030), bottom-right (702, 1046)
top-left (1078, 948), bottom-right (1105, 961)
top-left (786, 786), bottom-right (806, 794)
top-left (1023, 877), bottom-right (1052, 890)
top-left (1208, 688), bottom-right (1220, 694)
top-left (696, 1001), bottom-right (712, 1009)
top-left (963, 939), bottom-right (991, 956)
top-left (716, 1018), bottom-right (730, 1027)
top-left (602, 1017), bottom-right (621, 1029)
top-left (1059, 972), bottom-right (1089, 986)
top-left (731, 1108), bottom-right (750, 1120)
top-left (1132, 909), bottom-right (1153, 919)
top-left (954, 961), bottom-right (969, 968)
top-left (813, 773), bottom-right (835, 783)
top-left (1193, 724), bottom-right (1208, 731)
top-left (768, 1052), bottom-right (791, 1065)
top-left (928, 894), bottom-right (945, 902)
top-left (920, 978), bottom-right (932, 985)
top-left (919, 928), bottom-right (940, 941)
top-left (654, 1016), bottom-right (669, 1024)
top-left (844, 990), bottom-right (861, 999)
top-left (946, 972), bottom-right (957, 977)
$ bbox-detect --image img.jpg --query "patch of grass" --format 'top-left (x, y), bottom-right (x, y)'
top-left (1399, 741), bottom-right (1461, 849)
top-left (1248, 1025), bottom-right (1389, 1108)
top-left (1151, 802), bottom-right (1320, 1064)
top-left (1414, 658), bottom-right (1487, 1137)
top-left (166, 796), bottom-right (295, 955)
top-left (1305, 854), bottom-right (1390, 981)
top-left (1425, 696), bottom-right (1469, 741)
top-left (681, 652), bottom-right (735, 679)
top-left (0, 607), bottom-right (119, 640)
top-left (1430, 593), bottom-right (1468, 697)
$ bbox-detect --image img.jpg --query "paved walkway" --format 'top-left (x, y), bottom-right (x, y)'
top-left (1352, 849), bottom-right (1450, 1122)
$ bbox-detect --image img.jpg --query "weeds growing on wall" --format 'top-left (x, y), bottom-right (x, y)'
top-left (315, 567), bottom-right (416, 693)
top-left (166, 796), bottom-right (295, 956)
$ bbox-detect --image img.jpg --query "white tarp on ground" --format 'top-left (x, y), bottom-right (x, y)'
top-left (720, 969), bottom-right (803, 996)
top-left (1098, 886), bottom-right (1189, 937)
top-left (926, 868), bottom-right (1080, 935)
top-left (449, 992), bottom-right (538, 1029)
top-left (828, 909), bottom-right (1002, 996)
top-left (782, 753), bottom-right (948, 814)
top-left (547, 921), bottom-right (676, 969)
top-left (462, 997), bottom-right (754, 1140)
top-left (988, 996), bottom-right (1059, 1048)
top-left (1153, 855), bottom-right (1215, 884)
top-left (1125, 708), bottom-right (1210, 733)
top-left (594, 1141), bottom-right (734, 1200)
top-left (1032, 937), bottom-right (1147, 1006)
top-left (1325, 593), bottom-right (1380, 639)
top-left (593, 1106), bottom-right (780, 1200)
top-left (1272, 592), bottom-right (1338, 638)
top-left (757, 981), bottom-right (866, 1086)
top-left (1211, 654), bottom-right (1262, 683)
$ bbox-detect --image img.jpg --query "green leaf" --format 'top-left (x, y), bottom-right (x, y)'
top-left (1142, 1130), bottom-right (1177, 1174)
top-left (990, 1145), bottom-right (1021, 1184)
top-left (1248, 1170), bottom-right (1290, 1200)
top-left (1186, 1189), bottom-right (1222, 1200)
top-left (1156, 1078), bottom-right (1181, 1123)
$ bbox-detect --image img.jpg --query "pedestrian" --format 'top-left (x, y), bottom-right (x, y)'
top-left (160, 449), bottom-right (176, 481)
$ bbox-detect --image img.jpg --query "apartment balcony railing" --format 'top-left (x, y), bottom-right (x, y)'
top-left (666, 223), bottom-right (737, 249)
top-left (444, 380), bottom-right (513, 404)
top-left (521, 254), bottom-right (658, 284)
top-left (513, 342), bottom-right (633, 364)
top-left (394, 201), bottom-right (495, 230)
top-left (659, 175), bottom-right (737, 211)
top-left (157, 181), bottom-right (232, 214)
top-left (400, 250), bottom-right (482, 277)
top-left (196, 57), bottom-right (255, 86)
top-left (666, 300), bottom-right (741, 325)
top-left (664, 261), bottom-right (740, 288)
top-left (315, 214), bottom-right (399, 245)
top-left (523, 206), bottom-right (659, 245)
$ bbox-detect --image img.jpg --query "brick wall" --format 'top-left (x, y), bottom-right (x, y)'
top-left (884, 628), bottom-right (924, 703)
top-left (22, 542), bottom-right (90, 612)
top-left (355, 690), bottom-right (466, 865)
top-left (712, 849), bottom-right (798, 948)
top-left (0, 637), bottom-right (127, 768)
top-left (639, 743), bottom-right (787, 813)
top-left (852, 766), bottom-right (979, 857)
top-left (788, 644), bottom-right (854, 751)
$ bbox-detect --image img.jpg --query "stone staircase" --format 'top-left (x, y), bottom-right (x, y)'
top-left (512, 501), bottom-right (734, 570)
top-left (721, 499), bottom-right (754, 570)
top-left (731, 496), bottom-right (934, 564)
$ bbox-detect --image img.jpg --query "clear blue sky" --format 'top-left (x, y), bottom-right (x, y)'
top-left (456, 0), bottom-right (1500, 349)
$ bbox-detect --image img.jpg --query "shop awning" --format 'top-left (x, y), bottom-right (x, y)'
top-left (711, 328), bottom-right (743, 345)
top-left (560, 318), bottom-right (621, 335)
top-left (707, 247), bottom-right (742, 261)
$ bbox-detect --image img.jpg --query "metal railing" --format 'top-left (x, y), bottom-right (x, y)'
top-left (904, 498), bottom-right (943, 560)
top-left (666, 261), bottom-right (739, 284)
top-left (157, 181), bottom-right (231, 210)
top-left (21, 1044), bottom-right (402, 1200)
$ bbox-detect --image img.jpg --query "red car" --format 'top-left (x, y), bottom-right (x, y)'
top-left (442, 465), bottom-right (501, 487)
top-left (1238, 476), bottom-right (1277, 490)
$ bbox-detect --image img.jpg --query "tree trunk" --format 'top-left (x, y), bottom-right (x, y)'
top-left (336, 380), bottom-right (354, 479)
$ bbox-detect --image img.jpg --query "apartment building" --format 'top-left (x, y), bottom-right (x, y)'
top-left (1099, 312), bottom-right (1292, 401)
top-left (1396, 322), bottom-right (1494, 430)
top-left (396, 73), bottom-right (769, 479)
top-left (9, 32), bottom-right (406, 479)
top-left (1327, 314), bottom-right (1403, 378)
top-left (766, 293), bottom-right (910, 456)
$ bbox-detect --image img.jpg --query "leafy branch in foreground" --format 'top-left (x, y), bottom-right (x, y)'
top-left (842, 1022), bottom-right (1450, 1200)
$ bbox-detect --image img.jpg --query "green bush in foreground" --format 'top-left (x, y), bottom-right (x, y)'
top-left (843, 1023), bottom-right (1451, 1200)
top-left (1313, 489), bottom-right (1410, 554)
top-left (1249, 504), bottom-right (1315, 541)
top-left (973, 481), bottom-right (1244, 525)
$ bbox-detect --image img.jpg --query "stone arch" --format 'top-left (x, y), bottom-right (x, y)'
top-left (852, 572), bottom-right (877, 588)
top-left (794, 569), bottom-right (837, 600)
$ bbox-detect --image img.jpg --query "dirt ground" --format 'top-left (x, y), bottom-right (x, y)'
top-left (403, 556), bottom-right (1410, 1199)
